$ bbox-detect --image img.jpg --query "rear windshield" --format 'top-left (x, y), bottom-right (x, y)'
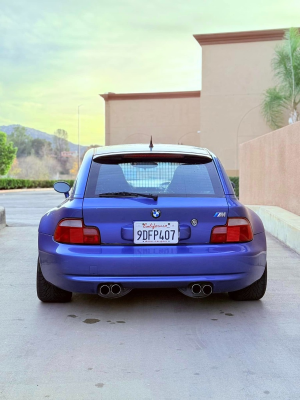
top-left (85, 159), bottom-right (224, 198)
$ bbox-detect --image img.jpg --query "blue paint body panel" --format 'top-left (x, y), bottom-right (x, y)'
top-left (38, 144), bottom-right (267, 295)
top-left (39, 232), bottom-right (266, 293)
top-left (82, 197), bottom-right (228, 244)
top-left (39, 198), bottom-right (83, 235)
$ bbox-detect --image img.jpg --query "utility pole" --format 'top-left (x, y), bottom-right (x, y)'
top-left (78, 105), bottom-right (82, 171)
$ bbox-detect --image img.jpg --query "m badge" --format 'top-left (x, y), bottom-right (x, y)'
top-left (214, 212), bottom-right (226, 218)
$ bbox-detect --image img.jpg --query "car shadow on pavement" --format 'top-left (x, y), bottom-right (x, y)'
top-left (37, 288), bottom-right (266, 321)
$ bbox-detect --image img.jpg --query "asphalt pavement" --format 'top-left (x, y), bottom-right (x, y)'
top-left (0, 190), bottom-right (300, 400)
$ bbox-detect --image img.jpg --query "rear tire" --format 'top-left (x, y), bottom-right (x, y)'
top-left (36, 260), bottom-right (72, 303)
top-left (228, 265), bottom-right (267, 301)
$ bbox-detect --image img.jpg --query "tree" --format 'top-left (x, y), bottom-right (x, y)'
top-left (7, 126), bottom-right (32, 157)
top-left (0, 131), bottom-right (17, 175)
top-left (7, 158), bottom-right (21, 177)
top-left (69, 159), bottom-right (79, 176)
top-left (53, 129), bottom-right (70, 175)
top-left (82, 144), bottom-right (100, 158)
top-left (9, 155), bottom-right (60, 180)
top-left (53, 129), bottom-right (69, 159)
top-left (31, 138), bottom-right (53, 158)
top-left (262, 28), bottom-right (300, 130)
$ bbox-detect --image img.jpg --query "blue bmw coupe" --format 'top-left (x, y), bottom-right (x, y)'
top-left (37, 144), bottom-right (267, 302)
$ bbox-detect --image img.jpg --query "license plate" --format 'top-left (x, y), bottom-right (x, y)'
top-left (134, 221), bottom-right (179, 244)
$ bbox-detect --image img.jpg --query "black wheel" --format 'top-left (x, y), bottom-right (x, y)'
top-left (228, 265), bottom-right (267, 301)
top-left (36, 260), bottom-right (72, 303)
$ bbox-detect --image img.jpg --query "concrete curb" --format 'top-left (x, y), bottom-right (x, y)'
top-left (0, 188), bottom-right (53, 193)
top-left (247, 205), bottom-right (300, 255)
top-left (0, 206), bottom-right (6, 230)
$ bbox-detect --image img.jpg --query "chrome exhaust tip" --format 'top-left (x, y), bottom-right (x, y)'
top-left (202, 284), bottom-right (213, 296)
top-left (178, 282), bottom-right (213, 298)
top-left (98, 283), bottom-right (131, 298)
top-left (191, 283), bottom-right (202, 295)
top-left (111, 284), bottom-right (122, 295)
top-left (99, 284), bottom-right (110, 296)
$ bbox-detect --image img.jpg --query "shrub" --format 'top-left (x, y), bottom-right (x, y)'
top-left (0, 131), bottom-right (17, 175)
top-left (229, 177), bottom-right (239, 197)
top-left (8, 155), bottom-right (60, 180)
top-left (0, 179), bottom-right (74, 190)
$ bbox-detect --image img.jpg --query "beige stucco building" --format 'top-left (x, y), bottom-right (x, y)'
top-left (100, 28), bottom-right (287, 176)
top-left (99, 91), bottom-right (201, 147)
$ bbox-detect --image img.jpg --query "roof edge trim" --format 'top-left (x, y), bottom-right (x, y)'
top-left (99, 91), bottom-right (201, 101)
top-left (193, 28), bottom-right (289, 46)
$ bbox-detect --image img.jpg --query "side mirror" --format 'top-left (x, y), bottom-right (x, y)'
top-left (53, 181), bottom-right (71, 198)
top-left (230, 180), bottom-right (236, 190)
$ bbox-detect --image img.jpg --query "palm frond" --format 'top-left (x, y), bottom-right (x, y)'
top-left (284, 27), bottom-right (300, 54)
top-left (272, 46), bottom-right (293, 91)
top-left (286, 28), bottom-right (300, 93)
top-left (273, 28), bottom-right (300, 96)
top-left (263, 28), bottom-right (300, 128)
top-left (262, 87), bottom-right (288, 130)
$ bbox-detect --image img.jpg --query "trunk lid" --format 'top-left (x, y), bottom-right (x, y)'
top-left (83, 196), bottom-right (228, 244)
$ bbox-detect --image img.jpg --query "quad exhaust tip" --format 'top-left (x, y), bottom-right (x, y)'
top-left (202, 284), bottom-right (213, 296)
top-left (99, 284), bottom-right (110, 296)
top-left (191, 283), bottom-right (202, 295)
top-left (111, 284), bottom-right (122, 295)
top-left (190, 282), bottom-right (213, 297)
top-left (98, 283), bottom-right (125, 298)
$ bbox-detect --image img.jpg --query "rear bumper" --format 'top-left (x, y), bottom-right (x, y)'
top-left (38, 233), bottom-right (267, 294)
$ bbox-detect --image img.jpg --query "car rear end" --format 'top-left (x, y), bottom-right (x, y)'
top-left (38, 145), bottom-right (267, 298)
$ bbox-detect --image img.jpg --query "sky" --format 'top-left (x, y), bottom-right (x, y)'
top-left (0, 0), bottom-right (299, 145)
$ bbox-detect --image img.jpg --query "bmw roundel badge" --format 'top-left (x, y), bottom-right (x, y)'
top-left (152, 209), bottom-right (161, 219)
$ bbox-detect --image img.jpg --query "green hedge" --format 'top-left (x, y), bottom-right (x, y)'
top-left (229, 177), bottom-right (239, 198)
top-left (0, 179), bottom-right (74, 190)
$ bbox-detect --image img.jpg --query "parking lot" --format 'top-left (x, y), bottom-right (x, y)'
top-left (0, 190), bottom-right (300, 400)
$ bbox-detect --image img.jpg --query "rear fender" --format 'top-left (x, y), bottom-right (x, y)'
top-left (208, 151), bottom-right (264, 235)
top-left (38, 149), bottom-right (94, 235)
top-left (226, 195), bottom-right (265, 235)
top-left (38, 198), bottom-right (83, 235)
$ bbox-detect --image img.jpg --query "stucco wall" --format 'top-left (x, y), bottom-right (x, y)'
top-left (200, 40), bottom-right (282, 176)
top-left (103, 95), bottom-right (201, 147)
top-left (239, 122), bottom-right (300, 216)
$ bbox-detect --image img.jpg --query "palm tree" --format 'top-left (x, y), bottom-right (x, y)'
top-left (262, 27), bottom-right (300, 130)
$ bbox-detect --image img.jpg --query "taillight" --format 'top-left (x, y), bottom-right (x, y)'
top-left (210, 218), bottom-right (253, 244)
top-left (54, 219), bottom-right (101, 244)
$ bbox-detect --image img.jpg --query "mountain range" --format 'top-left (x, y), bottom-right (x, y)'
top-left (0, 125), bottom-right (88, 153)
